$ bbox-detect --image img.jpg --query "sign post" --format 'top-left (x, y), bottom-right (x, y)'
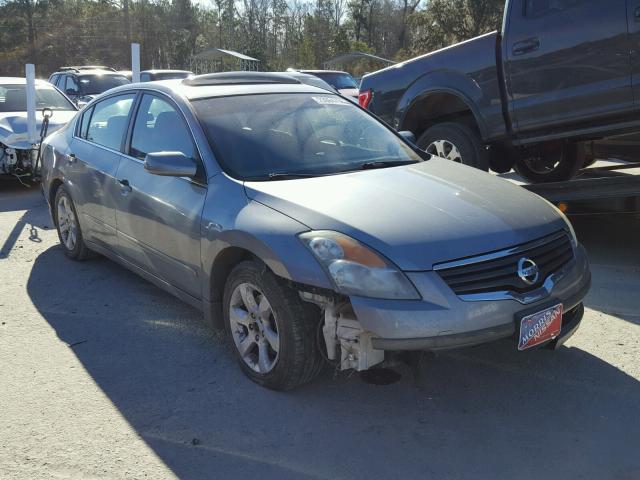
top-left (25, 64), bottom-right (37, 144)
top-left (131, 43), bottom-right (141, 83)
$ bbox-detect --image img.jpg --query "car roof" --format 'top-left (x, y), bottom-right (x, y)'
top-left (52, 69), bottom-right (127, 77)
top-left (0, 77), bottom-right (57, 86)
top-left (141, 69), bottom-right (192, 74)
top-left (299, 69), bottom-right (349, 75)
top-left (101, 72), bottom-right (335, 101)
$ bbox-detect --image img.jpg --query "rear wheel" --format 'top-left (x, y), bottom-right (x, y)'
top-left (53, 185), bottom-right (92, 260)
top-left (417, 122), bottom-right (489, 171)
top-left (514, 142), bottom-right (585, 183)
top-left (223, 260), bottom-right (324, 390)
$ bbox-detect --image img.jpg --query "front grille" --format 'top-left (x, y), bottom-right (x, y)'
top-left (435, 231), bottom-right (574, 296)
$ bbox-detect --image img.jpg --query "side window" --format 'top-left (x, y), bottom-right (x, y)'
top-left (65, 76), bottom-right (79, 94)
top-left (140, 73), bottom-right (150, 82)
top-left (77, 106), bottom-right (94, 139)
top-left (49, 74), bottom-right (59, 86)
top-left (525, 0), bottom-right (588, 16)
top-left (55, 75), bottom-right (66, 88)
top-left (130, 94), bottom-right (197, 161)
top-left (86, 94), bottom-right (135, 151)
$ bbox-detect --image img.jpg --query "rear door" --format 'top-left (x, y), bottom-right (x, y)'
top-left (114, 92), bottom-right (206, 298)
top-left (70, 93), bottom-right (136, 249)
top-left (503, 0), bottom-right (632, 133)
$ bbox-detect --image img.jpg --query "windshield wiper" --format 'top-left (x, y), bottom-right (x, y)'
top-left (358, 159), bottom-right (418, 170)
top-left (242, 172), bottom-right (322, 181)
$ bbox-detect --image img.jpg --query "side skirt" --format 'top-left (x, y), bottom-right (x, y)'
top-left (85, 240), bottom-right (204, 313)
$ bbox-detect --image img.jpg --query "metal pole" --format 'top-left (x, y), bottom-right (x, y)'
top-left (25, 63), bottom-right (37, 145)
top-left (131, 43), bottom-right (141, 83)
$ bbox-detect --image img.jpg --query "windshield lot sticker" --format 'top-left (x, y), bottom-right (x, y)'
top-left (311, 96), bottom-right (350, 106)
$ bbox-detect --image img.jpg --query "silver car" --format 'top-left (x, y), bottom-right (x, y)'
top-left (40, 72), bottom-right (591, 390)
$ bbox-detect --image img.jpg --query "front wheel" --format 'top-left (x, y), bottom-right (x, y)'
top-left (417, 122), bottom-right (489, 171)
top-left (223, 260), bottom-right (324, 390)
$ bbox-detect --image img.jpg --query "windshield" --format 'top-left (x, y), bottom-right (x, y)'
top-left (193, 93), bottom-right (422, 180)
top-left (0, 84), bottom-right (76, 112)
top-left (311, 72), bottom-right (358, 90)
top-left (78, 74), bottom-right (130, 95)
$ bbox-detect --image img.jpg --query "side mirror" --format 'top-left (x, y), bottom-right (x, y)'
top-left (65, 88), bottom-right (78, 97)
top-left (144, 151), bottom-right (197, 177)
top-left (398, 130), bottom-right (417, 145)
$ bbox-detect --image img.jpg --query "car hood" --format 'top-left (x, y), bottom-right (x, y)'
top-left (244, 159), bottom-right (567, 271)
top-left (0, 110), bottom-right (76, 149)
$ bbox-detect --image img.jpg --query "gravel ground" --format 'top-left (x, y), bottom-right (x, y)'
top-left (0, 181), bottom-right (639, 480)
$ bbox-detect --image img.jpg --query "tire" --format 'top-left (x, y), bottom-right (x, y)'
top-left (417, 122), bottom-right (489, 171)
top-left (53, 185), bottom-right (92, 260)
top-left (514, 142), bottom-right (585, 183)
top-left (223, 260), bottom-right (324, 390)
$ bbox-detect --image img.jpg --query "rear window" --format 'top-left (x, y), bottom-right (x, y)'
top-left (192, 93), bottom-right (420, 180)
top-left (310, 72), bottom-right (358, 90)
top-left (78, 74), bottom-right (130, 95)
top-left (0, 84), bottom-right (76, 112)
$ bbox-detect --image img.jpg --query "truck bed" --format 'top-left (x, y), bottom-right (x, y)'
top-left (498, 160), bottom-right (640, 214)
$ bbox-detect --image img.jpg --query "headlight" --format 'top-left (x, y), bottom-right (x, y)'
top-left (299, 231), bottom-right (420, 300)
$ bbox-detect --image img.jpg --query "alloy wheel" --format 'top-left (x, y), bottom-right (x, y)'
top-left (425, 139), bottom-right (463, 163)
top-left (229, 283), bottom-right (280, 374)
top-left (57, 195), bottom-right (78, 251)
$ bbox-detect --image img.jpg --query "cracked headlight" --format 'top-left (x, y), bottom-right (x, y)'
top-left (299, 231), bottom-right (420, 300)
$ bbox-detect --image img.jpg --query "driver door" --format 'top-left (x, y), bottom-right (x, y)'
top-left (114, 93), bottom-right (206, 299)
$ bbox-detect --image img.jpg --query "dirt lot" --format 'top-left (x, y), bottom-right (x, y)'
top-left (1, 180), bottom-right (639, 480)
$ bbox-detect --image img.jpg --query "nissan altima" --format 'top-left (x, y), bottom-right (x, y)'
top-left (40, 72), bottom-right (591, 390)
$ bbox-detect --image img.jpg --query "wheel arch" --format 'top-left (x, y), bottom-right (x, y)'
top-left (48, 178), bottom-right (65, 222)
top-left (401, 89), bottom-right (485, 141)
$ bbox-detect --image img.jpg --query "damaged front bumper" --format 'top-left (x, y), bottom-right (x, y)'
top-left (311, 244), bottom-right (591, 371)
top-left (352, 244), bottom-right (591, 352)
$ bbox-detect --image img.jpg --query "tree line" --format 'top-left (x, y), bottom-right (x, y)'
top-left (0, 0), bottom-right (504, 78)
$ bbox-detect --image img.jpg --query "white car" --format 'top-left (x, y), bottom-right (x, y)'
top-left (0, 77), bottom-right (77, 179)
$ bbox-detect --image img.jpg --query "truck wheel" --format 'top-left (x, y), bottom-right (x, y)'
top-left (514, 142), bottom-right (585, 183)
top-left (417, 122), bottom-right (489, 171)
top-left (53, 185), bottom-right (92, 260)
top-left (223, 260), bottom-right (324, 390)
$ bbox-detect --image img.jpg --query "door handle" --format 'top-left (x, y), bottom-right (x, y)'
top-left (512, 38), bottom-right (540, 56)
top-left (118, 178), bottom-right (132, 195)
top-left (68, 153), bottom-right (76, 164)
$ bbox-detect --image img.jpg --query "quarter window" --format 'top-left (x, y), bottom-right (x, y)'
top-left (129, 94), bottom-right (197, 160)
top-left (85, 94), bottom-right (135, 151)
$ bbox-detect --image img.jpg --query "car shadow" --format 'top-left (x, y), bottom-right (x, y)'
top-left (27, 245), bottom-right (640, 479)
top-left (0, 181), bottom-right (53, 259)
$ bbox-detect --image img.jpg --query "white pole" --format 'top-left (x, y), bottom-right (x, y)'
top-left (131, 43), bottom-right (140, 83)
top-left (25, 63), bottom-right (37, 144)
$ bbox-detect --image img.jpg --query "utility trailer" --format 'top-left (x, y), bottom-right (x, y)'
top-left (518, 161), bottom-right (640, 216)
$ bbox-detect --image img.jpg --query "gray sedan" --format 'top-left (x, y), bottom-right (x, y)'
top-left (40, 72), bottom-right (591, 390)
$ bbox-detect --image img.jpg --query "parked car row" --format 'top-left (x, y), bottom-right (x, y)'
top-left (39, 71), bottom-right (590, 390)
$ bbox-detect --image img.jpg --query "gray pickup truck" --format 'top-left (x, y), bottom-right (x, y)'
top-left (360, 0), bottom-right (640, 182)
